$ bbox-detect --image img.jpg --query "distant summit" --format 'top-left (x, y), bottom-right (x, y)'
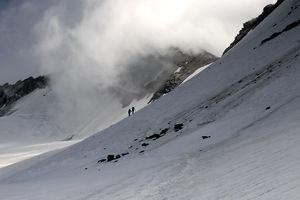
top-left (0, 76), bottom-right (48, 115)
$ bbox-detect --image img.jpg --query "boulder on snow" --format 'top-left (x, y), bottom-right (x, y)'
top-left (174, 123), bottom-right (184, 132)
top-left (202, 136), bottom-right (211, 139)
top-left (121, 153), bottom-right (129, 156)
top-left (141, 143), bottom-right (149, 147)
top-left (97, 159), bottom-right (107, 163)
top-left (107, 155), bottom-right (115, 162)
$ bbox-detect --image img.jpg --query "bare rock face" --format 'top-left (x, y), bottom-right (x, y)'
top-left (149, 51), bottom-right (218, 103)
top-left (0, 76), bottom-right (48, 115)
top-left (223, 0), bottom-right (284, 55)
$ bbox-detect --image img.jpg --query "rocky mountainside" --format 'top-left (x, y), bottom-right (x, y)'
top-left (108, 49), bottom-right (218, 107)
top-left (223, 0), bottom-right (285, 55)
top-left (0, 76), bottom-right (48, 115)
top-left (149, 50), bottom-right (218, 103)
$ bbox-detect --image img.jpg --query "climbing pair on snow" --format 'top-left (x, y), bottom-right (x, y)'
top-left (128, 107), bottom-right (135, 116)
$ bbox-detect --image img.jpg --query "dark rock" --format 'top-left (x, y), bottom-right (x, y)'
top-left (174, 123), bottom-right (184, 132)
top-left (145, 128), bottom-right (170, 141)
top-left (202, 136), bottom-right (211, 139)
top-left (97, 159), bottom-right (107, 163)
top-left (122, 153), bottom-right (129, 156)
top-left (265, 106), bottom-right (271, 110)
top-left (146, 134), bottom-right (161, 140)
top-left (139, 150), bottom-right (145, 153)
top-left (160, 128), bottom-right (169, 135)
top-left (107, 155), bottom-right (115, 162)
top-left (141, 143), bottom-right (149, 147)
top-left (261, 20), bottom-right (300, 45)
top-left (115, 155), bottom-right (121, 159)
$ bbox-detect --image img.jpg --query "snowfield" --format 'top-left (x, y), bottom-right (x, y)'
top-left (0, 0), bottom-right (300, 199)
top-left (0, 87), bottom-right (150, 167)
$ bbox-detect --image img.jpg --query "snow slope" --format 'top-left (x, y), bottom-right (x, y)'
top-left (181, 63), bottom-right (211, 84)
top-left (0, 86), bottom-right (150, 167)
top-left (0, 0), bottom-right (300, 199)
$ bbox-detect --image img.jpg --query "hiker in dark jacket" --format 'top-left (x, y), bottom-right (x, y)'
top-left (128, 108), bottom-right (131, 116)
top-left (132, 106), bottom-right (135, 114)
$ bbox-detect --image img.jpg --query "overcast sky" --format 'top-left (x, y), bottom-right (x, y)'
top-left (0, 0), bottom-right (276, 84)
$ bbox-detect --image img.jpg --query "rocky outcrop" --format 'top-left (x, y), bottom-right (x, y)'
top-left (0, 76), bottom-right (48, 115)
top-left (149, 51), bottom-right (218, 103)
top-left (261, 19), bottom-right (300, 45)
top-left (223, 0), bottom-right (284, 55)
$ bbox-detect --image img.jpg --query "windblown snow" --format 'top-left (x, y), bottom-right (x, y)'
top-left (0, 0), bottom-right (300, 199)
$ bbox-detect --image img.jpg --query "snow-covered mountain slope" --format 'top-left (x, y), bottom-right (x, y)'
top-left (0, 50), bottom-right (215, 167)
top-left (0, 85), bottom-right (150, 142)
top-left (0, 0), bottom-right (300, 199)
top-left (0, 50), bottom-right (216, 144)
top-left (0, 86), bottom-right (150, 167)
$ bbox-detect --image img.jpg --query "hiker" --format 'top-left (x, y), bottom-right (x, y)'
top-left (131, 106), bottom-right (135, 114)
top-left (128, 108), bottom-right (131, 116)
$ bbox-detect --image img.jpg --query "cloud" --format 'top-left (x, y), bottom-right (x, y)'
top-left (0, 0), bottom-right (277, 136)
top-left (0, 0), bottom-right (277, 83)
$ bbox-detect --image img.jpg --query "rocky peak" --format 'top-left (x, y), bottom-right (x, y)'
top-left (223, 0), bottom-right (284, 55)
top-left (0, 76), bottom-right (48, 115)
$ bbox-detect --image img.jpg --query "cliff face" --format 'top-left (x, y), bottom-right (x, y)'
top-left (0, 76), bottom-right (48, 115)
top-left (223, 0), bottom-right (284, 55)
